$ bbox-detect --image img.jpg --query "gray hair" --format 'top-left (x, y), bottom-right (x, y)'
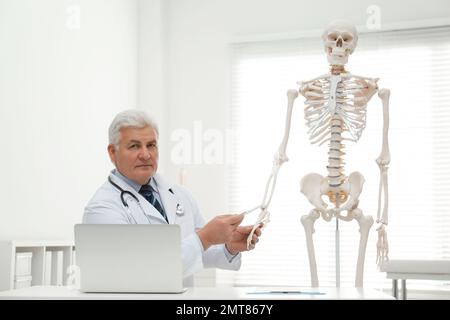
top-left (108, 109), bottom-right (159, 146)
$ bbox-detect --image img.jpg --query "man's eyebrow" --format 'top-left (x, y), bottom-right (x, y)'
top-left (127, 140), bottom-right (142, 144)
top-left (127, 139), bottom-right (157, 144)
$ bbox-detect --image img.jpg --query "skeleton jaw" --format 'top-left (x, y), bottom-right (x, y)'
top-left (327, 47), bottom-right (349, 66)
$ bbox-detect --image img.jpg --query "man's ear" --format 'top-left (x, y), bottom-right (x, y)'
top-left (107, 144), bottom-right (116, 163)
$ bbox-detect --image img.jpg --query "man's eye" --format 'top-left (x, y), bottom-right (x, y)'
top-left (129, 144), bottom-right (138, 149)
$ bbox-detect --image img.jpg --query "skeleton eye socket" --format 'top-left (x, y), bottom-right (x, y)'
top-left (342, 33), bottom-right (353, 42)
top-left (328, 33), bottom-right (337, 41)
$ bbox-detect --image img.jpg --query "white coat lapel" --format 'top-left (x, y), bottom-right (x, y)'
top-left (153, 173), bottom-right (178, 224)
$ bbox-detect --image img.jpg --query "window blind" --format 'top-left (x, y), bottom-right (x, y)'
top-left (219, 26), bottom-right (450, 289)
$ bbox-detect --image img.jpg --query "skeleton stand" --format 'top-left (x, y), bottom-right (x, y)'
top-left (335, 218), bottom-right (340, 287)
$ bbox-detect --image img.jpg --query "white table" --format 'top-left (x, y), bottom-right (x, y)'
top-left (0, 286), bottom-right (394, 300)
top-left (380, 260), bottom-right (450, 300)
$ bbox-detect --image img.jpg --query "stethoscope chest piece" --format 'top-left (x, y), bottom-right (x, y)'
top-left (176, 203), bottom-right (185, 216)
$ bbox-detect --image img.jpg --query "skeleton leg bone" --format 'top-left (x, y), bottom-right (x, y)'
top-left (301, 209), bottom-right (321, 287)
top-left (353, 207), bottom-right (374, 287)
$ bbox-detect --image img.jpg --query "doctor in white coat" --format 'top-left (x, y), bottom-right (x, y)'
top-left (83, 109), bottom-right (262, 286)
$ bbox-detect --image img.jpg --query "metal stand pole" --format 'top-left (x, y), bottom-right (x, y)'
top-left (392, 279), bottom-right (398, 299)
top-left (336, 217), bottom-right (340, 287)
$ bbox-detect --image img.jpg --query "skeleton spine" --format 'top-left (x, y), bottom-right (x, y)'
top-left (327, 116), bottom-right (345, 189)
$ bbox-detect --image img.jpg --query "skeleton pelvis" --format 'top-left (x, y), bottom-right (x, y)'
top-left (323, 181), bottom-right (350, 205)
top-left (301, 171), bottom-right (365, 210)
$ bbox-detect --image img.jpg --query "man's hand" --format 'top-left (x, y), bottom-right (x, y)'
top-left (196, 214), bottom-right (244, 250)
top-left (225, 224), bottom-right (263, 255)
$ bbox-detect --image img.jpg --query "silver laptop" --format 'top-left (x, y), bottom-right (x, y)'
top-left (74, 224), bottom-right (184, 293)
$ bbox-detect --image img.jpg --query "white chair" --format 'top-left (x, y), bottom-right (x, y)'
top-left (380, 260), bottom-right (450, 299)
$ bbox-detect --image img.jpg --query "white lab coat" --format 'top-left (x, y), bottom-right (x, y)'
top-left (83, 171), bottom-right (241, 286)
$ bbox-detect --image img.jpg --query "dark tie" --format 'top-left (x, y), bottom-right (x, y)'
top-left (139, 185), bottom-right (168, 222)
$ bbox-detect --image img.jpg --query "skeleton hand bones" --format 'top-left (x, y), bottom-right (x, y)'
top-left (243, 149), bottom-right (283, 249)
top-left (376, 223), bottom-right (389, 265)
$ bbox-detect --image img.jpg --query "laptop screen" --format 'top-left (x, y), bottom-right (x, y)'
top-left (74, 224), bottom-right (183, 293)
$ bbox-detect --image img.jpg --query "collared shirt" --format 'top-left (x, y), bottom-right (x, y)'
top-left (112, 169), bottom-right (164, 208)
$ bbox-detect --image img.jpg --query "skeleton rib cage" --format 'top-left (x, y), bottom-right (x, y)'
top-left (302, 73), bottom-right (373, 192)
top-left (304, 75), bottom-right (369, 145)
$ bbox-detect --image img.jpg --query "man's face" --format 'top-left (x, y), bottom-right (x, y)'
top-left (108, 126), bottom-right (159, 185)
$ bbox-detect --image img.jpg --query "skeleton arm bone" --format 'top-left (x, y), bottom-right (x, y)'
top-left (376, 88), bottom-right (391, 264)
top-left (245, 89), bottom-right (299, 248)
top-left (376, 88), bottom-right (390, 224)
top-left (277, 89), bottom-right (299, 163)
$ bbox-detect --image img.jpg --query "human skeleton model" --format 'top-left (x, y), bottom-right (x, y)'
top-left (244, 21), bottom-right (391, 287)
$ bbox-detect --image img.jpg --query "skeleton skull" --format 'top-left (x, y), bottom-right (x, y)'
top-left (322, 20), bottom-right (358, 66)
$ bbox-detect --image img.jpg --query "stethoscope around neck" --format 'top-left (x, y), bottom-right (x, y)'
top-left (108, 176), bottom-right (185, 217)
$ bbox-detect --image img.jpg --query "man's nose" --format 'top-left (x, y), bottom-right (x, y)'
top-left (139, 148), bottom-right (151, 160)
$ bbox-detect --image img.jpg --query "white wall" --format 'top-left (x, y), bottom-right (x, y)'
top-left (1, 0), bottom-right (450, 241)
top-left (163, 0), bottom-right (450, 220)
top-left (137, 0), bottom-right (168, 172)
top-left (0, 0), bottom-right (138, 240)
